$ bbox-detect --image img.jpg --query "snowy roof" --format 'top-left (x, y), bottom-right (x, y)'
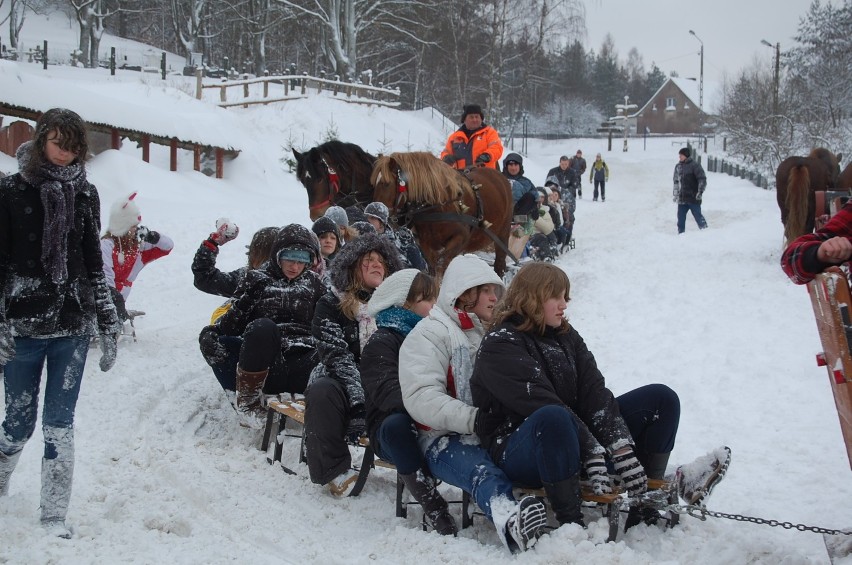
top-left (0, 60), bottom-right (245, 152)
top-left (632, 76), bottom-right (723, 118)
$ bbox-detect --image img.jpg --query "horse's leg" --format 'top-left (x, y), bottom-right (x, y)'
top-left (784, 166), bottom-right (810, 244)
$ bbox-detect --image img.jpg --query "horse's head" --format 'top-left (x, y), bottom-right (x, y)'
top-left (293, 146), bottom-right (336, 220)
top-left (810, 147), bottom-right (844, 186)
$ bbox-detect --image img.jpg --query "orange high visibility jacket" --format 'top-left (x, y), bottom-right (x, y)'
top-left (441, 125), bottom-right (503, 170)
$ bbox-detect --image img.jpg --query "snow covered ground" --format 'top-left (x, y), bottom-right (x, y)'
top-left (2, 35), bottom-right (852, 565)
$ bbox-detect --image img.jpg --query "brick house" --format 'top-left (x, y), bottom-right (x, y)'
top-left (633, 77), bottom-right (716, 135)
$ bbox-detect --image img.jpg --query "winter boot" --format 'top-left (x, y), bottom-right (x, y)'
top-left (624, 452), bottom-right (670, 530)
top-left (675, 446), bottom-right (731, 507)
top-left (40, 426), bottom-right (75, 539)
top-left (543, 475), bottom-right (585, 527)
top-left (236, 366), bottom-right (268, 429)
top-left (400, 469), bottom-right (458, 536)
top-left (0, 449), bottom-right (22, 496)
top-left (505, 496), bottom-right (548, 553)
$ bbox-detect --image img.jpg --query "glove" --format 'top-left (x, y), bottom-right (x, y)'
top-left (198, 326), bottom-right (227, 365)
top-left (475, 153), bottom-right (491, 164)
top-left (442, 155), bottom-right (458, 165)
top-left (136, 226), bottom-right (160, 244)
top-left (346, 408), bottom-right (366, 444)
top-left (696, 192), bottom-right (703, 202)
top-left (473, 409), bottom-right (503, 437)
top-left (209, 217), bottom-right (239, 246)
top-left (584, 456), bottom-right (612, 496)
top-left (98, 332), bottom-right (118, 372)
top-left (0, 322), bottom-right (16, 365)
top-left (612, 446), bottom-right (647, 497)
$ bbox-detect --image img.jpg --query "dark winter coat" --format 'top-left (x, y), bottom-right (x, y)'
top-left (471, 316), bottom-right (632, 463)
top-left (572, 156), bottom-right (587, 177)
top-left (392, 227), bottom-right (428, 271)
top-left (0, 172), bottom-right (119, 337)
top-left (546, 165), bottom-right (579, 199)
top-left (191, 241), bottom-right (247, 298)
top-left (673, 158), bottom-right (707, 205)
top-left (216, 224), bottom-right (325, 349)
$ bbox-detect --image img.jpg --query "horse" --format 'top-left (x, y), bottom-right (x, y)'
top-left (370, 152), bottom-right (513, 277)
top-left (775, 147), bottom-right (842, 244)
top-left (292, 140), bottom-right (376, 220)
top-left (839, 163), bottom-right (852, 190)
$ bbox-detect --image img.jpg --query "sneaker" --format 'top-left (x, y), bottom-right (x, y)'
top-left (505, 496), bottom-right (548, 553)
top-left (328, 469), bottom-right (359, 497)
top-left (675, 446), bottom-right (731, 506)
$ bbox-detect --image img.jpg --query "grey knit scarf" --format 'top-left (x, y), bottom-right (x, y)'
top-left (17, 141), bottom-right (86, 284)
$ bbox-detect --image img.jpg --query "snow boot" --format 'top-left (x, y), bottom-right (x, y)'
top-left (543, 475), bottom-right (585, 527)
top-left (0, 449), bottom-right (22, 496)
top-left (624, 452), bottom-right (670, 531)
top-left (400, 469), bottom-right (458, 536)
top-left (236, 366), bottom-right (268, 429)
top-left (675, 446), bottom-right (731, 507)
top-left (505, 495), bottom-right (548, 553)
top-left (40, 426), bottom-right (75, 539)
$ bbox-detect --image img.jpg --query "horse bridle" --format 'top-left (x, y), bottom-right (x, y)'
top-left (308, 156), bottom-right (372, 212)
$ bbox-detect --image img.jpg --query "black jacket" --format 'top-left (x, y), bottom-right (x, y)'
top-left (191, 241), bottom-right (247, 298)
top-left (674, 158), bottom-right (707, 205)
top-left (471, 316), bottom-right (632, 462)
top-left (310, 291), bottom-right (365, 411)
top-left (360, 326), bottom-right (406, 441)
top-left (0, 173), bottom-right (119, 336)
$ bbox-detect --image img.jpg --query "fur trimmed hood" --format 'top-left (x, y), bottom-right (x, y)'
top-left (328, 233), bottom-right (404, 292)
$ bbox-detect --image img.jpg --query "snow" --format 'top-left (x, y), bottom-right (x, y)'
top-left (3, 26), bottom-right (852, 565)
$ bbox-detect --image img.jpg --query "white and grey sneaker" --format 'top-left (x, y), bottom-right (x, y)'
top-left (675, 446), bottom-right (731, 507)
top-left (505, 496), bottom-right (548, 552)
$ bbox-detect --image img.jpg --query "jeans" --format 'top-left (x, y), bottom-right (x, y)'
top-left (617, 383), bottom-right (680, 460)
top-left (594, 180), bottom-right (606, 200)
top-left (211, 336), bottom-right (242, 392)
top-left (499, 405), bottom-right (582, 486)
top-left (0, 336), bottom-right (89, 456)
top-left (677, 203), bottom-right (708, 233)
top-left (424, 434), bottom-right (514, 521)
top-left (373, 412), bottom-right (423, 475)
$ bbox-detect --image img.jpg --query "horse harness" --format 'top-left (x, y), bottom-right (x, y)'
top-left (308, 156), bottom-right (372, 212)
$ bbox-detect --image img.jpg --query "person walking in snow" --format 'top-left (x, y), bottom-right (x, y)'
top-left (589, 153), bottom-right (609, 202)
top-left (398, 254), bottom-right (549, 553)
top-left (673, 147), bottom-right (708, 233)
top-left (440, 104), bottom-right (503, 171)
top-left (363, 201), bottom-right (428, 271)
top-left (571, 150), bottom-right (587, 199)
top-left (545, 155), bottom-right (580, 202)
top-left (0, 108), bottom-right (122, 538)
top-left (304, 233), bottom-right (404, 496)
top-left (100, 192), bottom-right (173, 323)
top-left (360, 269), bottom-right (457, 535)
top-left (199, 224), bottom-right (326, 427)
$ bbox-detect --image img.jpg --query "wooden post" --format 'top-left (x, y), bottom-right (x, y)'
top-left (263, 70), bottom-right (269, 100)
top-left (243, 73), bottom-right (249, 108)
top-left (142, 135), bottom-right (150, 162)
top-left (284, 78), bottom-right (289, 96)
top-left (220, 80), bottom-right (227, 103)
top-left (301, 72), bottom-right (307, 95)
top-left (170, 138), bottom-right (178, 172)
top-left (193, 145), bottom-right (201, 171)
top-left (161, 52), bottom-right (166, 79)
top-left (111, 128), bottom-right (120, 150)
top-left (196, 68), bottom-right (203, 99)
top-left (215, 148), bottom-right (224, 179)
top-left (110, 47), bottom-right (116, 76)
top-left (43, 40), bottom-right (47, 70)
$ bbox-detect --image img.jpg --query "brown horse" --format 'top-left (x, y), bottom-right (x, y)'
top-left (776, 147), bottom-right (842, 244)
top-left (292, 140), bottom-right (376, 220)
top-left (839, 163), bottom-right (852, 190)
top-left (371, 152), bottom-right (513, 276)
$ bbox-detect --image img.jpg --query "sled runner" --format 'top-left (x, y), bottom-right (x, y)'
top-left (123, 310), bottom-right (145, 342)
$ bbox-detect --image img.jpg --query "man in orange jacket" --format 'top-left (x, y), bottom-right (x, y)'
top-left (441, 104), bottom-right (503, 170)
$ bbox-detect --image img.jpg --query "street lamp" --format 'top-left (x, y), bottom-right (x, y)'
top-left (761, 39), bottom-right (780, 116)
top-left (688, 30), bottom-right (704, 111)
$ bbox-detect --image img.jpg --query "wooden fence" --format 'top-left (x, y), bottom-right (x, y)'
top-left (196, 70), bottom-right (400, 109)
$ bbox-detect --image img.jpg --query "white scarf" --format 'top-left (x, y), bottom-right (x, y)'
top-left (429, 306), bottom-right (478, 405)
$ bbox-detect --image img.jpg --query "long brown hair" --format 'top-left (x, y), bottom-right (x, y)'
top-left (339, 251), bottom-right (388, 319)
top-left (490, 262), bottom-right (570, 334)
top-left (25, 108), bottom-right (89, 178)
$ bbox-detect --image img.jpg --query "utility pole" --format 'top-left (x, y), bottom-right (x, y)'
top-left (689, 30), bottom-right (704, 111)
top-left (761, 39), bottom-right (780, 116)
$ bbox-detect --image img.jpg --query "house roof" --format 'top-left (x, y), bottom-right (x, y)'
top-left (632, 76), bottom-right (723, 118)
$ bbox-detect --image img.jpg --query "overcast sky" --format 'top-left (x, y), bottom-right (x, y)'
top-left (584, 0), bottom-right (817, 85)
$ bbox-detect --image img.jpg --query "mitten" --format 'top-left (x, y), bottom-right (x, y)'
top-left (612, 447), bottom-right (647, 496)
top-left (0, 322), bottom-right (16, 365)
top-left (346, 407), bottom-right (366, 443)
top-left (475, 153), bottom-right (491, 164)
top-left (98, 332), bottom-right (118, 372)
top-left (209, 217), bottom-right (239, 246)
top-left (474, 409), bottom-right (503, 437)
top-left (442, 155), bottom-right (458, 165)
top-left (584, 456), bottom-right (612, 495)
top-left (198, 326), bottom-right (227, 365)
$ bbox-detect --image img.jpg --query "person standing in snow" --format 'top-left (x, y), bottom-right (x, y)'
top-left (673, 147), bottom-right (708, 233)
top-left (589, 153), bottom-right (609, 202)
top-left (440, 104), bottom-right (503, 171)
top-left (571, 150), bottom-right (587, 199)
top-left (0, 108), bottom-right (122, 538)
top-left (398, 254), bottom-right (548, 553)
top-left (100, 192), bottom-right (173, 323)
top-left (304, 233), bottom-right (404, 496)
top-left (363, 201), bottom-right (428, 271)
top-left (360, 269), bottom-right (457, 535)
top-left (199, 224), bottom-right (326, 427)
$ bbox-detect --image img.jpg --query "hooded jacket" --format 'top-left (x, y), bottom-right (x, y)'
top-left (398, 254), bottom-right (503, 451)
top-left (441, 124), bottom-right (503, 170)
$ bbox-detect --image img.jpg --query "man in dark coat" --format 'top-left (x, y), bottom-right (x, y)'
top-left (546, 156), bottom-right (580, 202)
top-left (571, 150), bottom-right (587, 198)
top-left (673, 147), bottom-right (708, 233)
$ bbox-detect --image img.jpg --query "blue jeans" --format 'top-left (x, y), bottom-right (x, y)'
top-left (0, 337), bottom-right (89, 456)
top-left (425, 434), bottom-right (514, 521)
top-left (373, 412), bottom-right (423, 475)
top-left (677, 203), bottom-right (708, 233)
top-left (211, 336), bottom-right (242, 392)
top-left (499, 405), bottom-right (582, 486)
top-left (617, 384), bottom-right (680, 458)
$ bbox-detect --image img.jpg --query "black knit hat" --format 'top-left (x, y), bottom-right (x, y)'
top-left (460, 104), bottom-right (484, 123)
top-left (679, 147), bottom-right (691, 158)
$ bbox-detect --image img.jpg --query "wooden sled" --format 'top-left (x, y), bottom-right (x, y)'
top-left (807, 268), bottom-right (852, 469)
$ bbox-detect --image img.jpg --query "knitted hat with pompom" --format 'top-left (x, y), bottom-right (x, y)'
top-left (108, 192), bottom-right (141, 236)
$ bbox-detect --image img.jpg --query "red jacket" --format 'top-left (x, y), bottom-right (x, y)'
top-left (441, 125), bottom-right (503, 170)
top-left (781, 202), bottom-right (852, 284)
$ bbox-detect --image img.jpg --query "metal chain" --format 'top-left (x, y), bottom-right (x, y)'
top-left (664, 504), bottom-right (852, 536)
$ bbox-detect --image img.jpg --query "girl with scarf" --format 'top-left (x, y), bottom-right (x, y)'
top-left (360, 269), bottom-right (456, 535)
top-left (0, 108), bottom-right (121, 538)
top-left (304, 233), bottom-right (403, 496)
top-left (398, 254), bottom-right (548, 553)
